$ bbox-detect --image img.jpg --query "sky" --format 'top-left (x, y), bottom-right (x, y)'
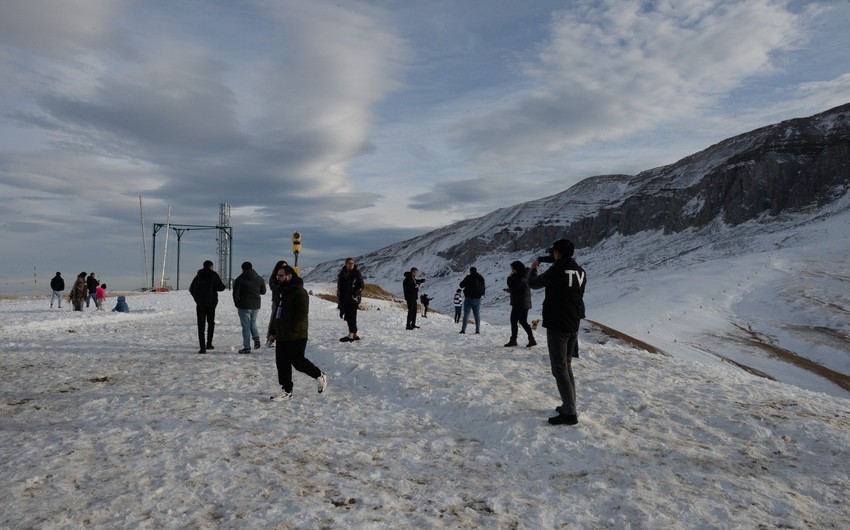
top-left (2, 0), bottom-right (850, 291)
top-left (2, 288), bottom-right (849, 527)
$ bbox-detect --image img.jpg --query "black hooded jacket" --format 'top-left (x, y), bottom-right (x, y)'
top-left (528, 257), bottom-right (586, 333)
top-left (189, 267), bottom-right (226, 305)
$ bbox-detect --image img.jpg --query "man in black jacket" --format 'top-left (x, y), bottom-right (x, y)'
top-left (50, 272), bottom-right (65, 308)
top-left (402, 267), bottom-right (425, 330)
top-left (529, 239), bottom-right (587, 426)
top-left (459, 266), bottom-right (485, 334)
top-left (189, 260), bottom-right (226, 354)
top-left (85, 272), bottom-right (99, 309)
top-left (233, 261), bottom-right (267, 354)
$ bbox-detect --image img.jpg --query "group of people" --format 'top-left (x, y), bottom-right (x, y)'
top-left (399, 239), bottom-right (587, 425)
top-left (187, 238), bottom-right (586, 426)
top-left (189, 260), bottom-right (327, 402)
top-left (50, 271), bottom-right (126, 312)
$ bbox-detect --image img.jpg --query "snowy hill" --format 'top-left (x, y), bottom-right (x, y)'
top-left (1, 291), bottom-right (848, 528)
top-left (308, 104), bottom-right (850, 398)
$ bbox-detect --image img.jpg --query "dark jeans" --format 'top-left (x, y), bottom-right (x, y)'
top-left (196, 303), bottom-right (217, 348)
top-left (275, 338), bottom-right (321, 393)
top-left (510, 306), bottom-right (534, 340)
top-left (454, 306), bottom-right (461, 323)
top-left (342, 302), bottom-right (358, 334)
top-left (547, 329), bottom-right (578, 416)
top-left (406, 299), bottom-right (418, 328)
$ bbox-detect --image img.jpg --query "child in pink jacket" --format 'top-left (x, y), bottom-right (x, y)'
top-left (96, 284), bottom-right (107, 311)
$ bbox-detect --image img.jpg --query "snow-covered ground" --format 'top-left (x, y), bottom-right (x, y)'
top-left (2, 289), bottom-right (849, 528)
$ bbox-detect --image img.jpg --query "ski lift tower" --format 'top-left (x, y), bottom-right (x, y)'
top-left (217, 203), bottom-right (232, 287)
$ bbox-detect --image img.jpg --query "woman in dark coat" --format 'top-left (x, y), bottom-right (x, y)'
top-left (269, 266), bottom-right (326, 401)
top-left (337, 257), bottom-right (364, 342)
top-left (265, 260), bottom-right (288, 347)
top-left (504, 261), bottom-right (536, 347)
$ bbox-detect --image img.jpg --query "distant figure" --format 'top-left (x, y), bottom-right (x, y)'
top-left (269, 265), bottom-right (326, 401)
top-left (189, 260), bottom-right (226, 354)
top-left (452, 289), bottom-right (462, 323)
top-left (504, 261), bottom-right (535, 348)
top-left (96, 284), bottom-right (107, 311)
top-left (337, 257), bottom-right (364, 342)
top-left (233, 261), bottom-right (267, 354)
top-left (86, 272), bottom-right (99, 309)
top-left (112, 295), bottom-right (129, 313)
top-left (50, 272), bottom-right (65, 308)
top-left (265, 260), bottom-right (289, 348)
top-left (459, 266), bottom-right (485, 334)
top-left (420, 293), bottom-right (433, 317)
top-left (402, 267), bottom-right (425, 330)
top-left (69, 272), bottom-right (88, 312)
top-left (529, 239), bottom-right (587, 426)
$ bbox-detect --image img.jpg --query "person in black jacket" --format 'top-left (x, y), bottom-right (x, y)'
top-left (50, 272), bottom-right (65, 308)
top-left (337, 257), bottom-right (365, 342)
top-left (402, 267), bottom-right (425, 330)
top-left (85, 272), bottom-right (99, 309)
top-left (265, 260), bottom-right (288, 347)
top-left (504, 261), bottom-right (535, 347)
top-left (459, 266), bottom-right (485, 334)
top-left (233, 261), bottom-right (267, 354)
top-left (189, 260), bottom-right (227, 354)
top-left (529, 239), bottom-right (587, 426)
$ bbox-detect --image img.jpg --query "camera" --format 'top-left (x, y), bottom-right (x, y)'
top-left (537, 255), bottom-right (555, 263)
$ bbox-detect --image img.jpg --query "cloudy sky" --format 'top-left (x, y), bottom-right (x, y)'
top-left (1, 0), bottom-right (849, 290)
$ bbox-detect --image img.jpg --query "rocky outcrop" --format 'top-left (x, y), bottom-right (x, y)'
top-left (309, 103), bottom-right (850, 279)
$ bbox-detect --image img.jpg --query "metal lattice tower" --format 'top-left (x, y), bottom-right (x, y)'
top-left (217, 202), bottom-right (231, 282)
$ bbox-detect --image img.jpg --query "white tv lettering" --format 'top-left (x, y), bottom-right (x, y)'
top-left (564, 270), bottom-right (586, 287)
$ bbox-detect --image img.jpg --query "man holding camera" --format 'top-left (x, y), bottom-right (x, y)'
top-left (403, 267), bottom-right (425, 329)
top-left (529, 239), bottom-right (587, 426)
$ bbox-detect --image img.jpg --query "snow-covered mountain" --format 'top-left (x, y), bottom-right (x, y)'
top-left (308, 103), bottom-right (850, 398)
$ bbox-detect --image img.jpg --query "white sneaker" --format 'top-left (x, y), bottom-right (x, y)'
top-left (270, 390), bottom-right (292, 401)
top-left (317, 373), bottom-right (327, 394)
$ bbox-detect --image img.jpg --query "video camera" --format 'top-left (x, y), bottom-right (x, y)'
top-left (537, 254), bottom-right (555, 263)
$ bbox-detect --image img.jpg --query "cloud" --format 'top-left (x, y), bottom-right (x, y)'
top-left (449, 0), bottom-right (804, 163)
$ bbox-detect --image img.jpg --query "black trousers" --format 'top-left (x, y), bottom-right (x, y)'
top-left (275, 338), bottom-right (321, 393)
top-left (510, 306), bottom-right (534, 340)
top-left (196, 303), bottom-right (217, 348)
top-left (342, 302), bottom-right (358, 334)
top-left (406, 299), bottom-right (418, 328)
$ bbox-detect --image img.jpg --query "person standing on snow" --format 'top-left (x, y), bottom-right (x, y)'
top-left (504, 261), bottom-right (536, 348)
top-left (528, 239), bottom-right (587, 426)
top-left (420, 293), bottom-right (433, 317)
top-left (69, 272), bottom-right (88, 312)
top-left (403, 267), bottom-right (425, 330)
top-left (85, 272), bottom-right (99, 309)
top-left (269, 265), bottom-right (326, 401)
top-left (50, 272), bottom-right (65, 308)
top-left (265, 260), bottom-right (288, 347)
top-left (459, 266), bottom-right (485, 334)
top-left (233, 261), bottom-right (267, 354)
top-left (452, 289), bottom-right (463, 323)
top-left (337, 257), bottom-right (364, 342)
top-left (189, 260), bottom-right (226, 354)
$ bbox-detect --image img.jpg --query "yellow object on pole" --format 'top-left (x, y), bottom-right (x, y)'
top-left (292, 231), bottom-right (302, 275)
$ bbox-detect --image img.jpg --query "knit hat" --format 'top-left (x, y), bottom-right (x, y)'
top-left (550, 239), bottom-right (575, 258)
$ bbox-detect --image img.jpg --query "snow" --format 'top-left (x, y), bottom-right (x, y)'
top-left (2, 289), bottom-right (849, 528)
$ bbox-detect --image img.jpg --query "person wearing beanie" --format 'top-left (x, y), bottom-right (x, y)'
top-left (233, 261), bottom-right (267, 354)
top-left (504, 261), bottom-right (535, 347)
top-left (529, 239), bottom-right (587, 426)
top-left (459, 266), bottom-right (485, 334)
top-left (403, 267), bottom-right (425, 330)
